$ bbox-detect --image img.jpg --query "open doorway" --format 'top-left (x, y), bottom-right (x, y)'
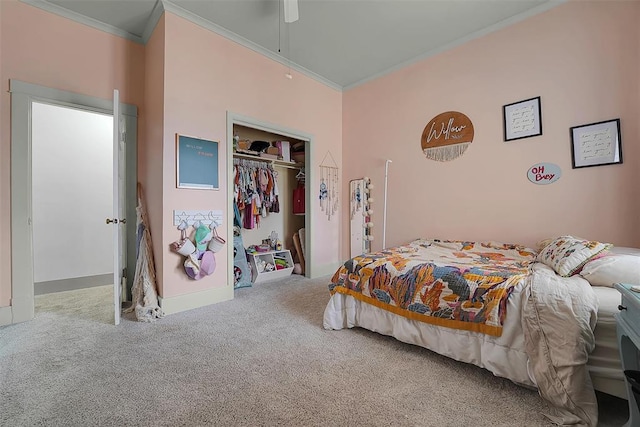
top-left (31, 102), bottom-right (114, 324)
top-left (9, 80), bottom-right (138, 326)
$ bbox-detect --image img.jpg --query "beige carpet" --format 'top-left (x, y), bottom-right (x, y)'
top-left (35, 285), bottom-right (114, 325)
top-left (2, 276), bottom-right (629, 426)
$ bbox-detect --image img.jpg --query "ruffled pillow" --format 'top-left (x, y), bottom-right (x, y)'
top-left (536, 235), bottom-right (612, 277)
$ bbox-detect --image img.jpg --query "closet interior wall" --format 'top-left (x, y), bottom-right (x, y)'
top-left (232, 125), bottom-right (305, 252)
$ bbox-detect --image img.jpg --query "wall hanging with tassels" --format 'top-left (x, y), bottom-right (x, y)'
top-left (421, 111), bottom-right (474, 161)
top-left (319, 150), bottom-right (339, 220)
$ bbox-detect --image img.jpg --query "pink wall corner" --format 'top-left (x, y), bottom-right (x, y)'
top-left (342, 1), bottom-right (640, 255)
top-left (159, 13), bottom-right (342, 298)
top-left (140, 15), bottom-right (166, 295)
top-left (0, 0), bottom-right (146, 306)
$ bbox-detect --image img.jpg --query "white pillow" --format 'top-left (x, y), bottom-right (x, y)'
top-left (580, 254), bottom-right (640, 287)
top-left (610, 246), bottom-right (640, 256)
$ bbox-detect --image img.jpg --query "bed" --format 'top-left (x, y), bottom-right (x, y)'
top-left (323, 237), bottom-right (631, 426)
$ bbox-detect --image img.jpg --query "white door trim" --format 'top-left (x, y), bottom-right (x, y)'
top-left (226, 112), bottom-right (316, 289)
top-left (7, 80), bottom-right (137, 326)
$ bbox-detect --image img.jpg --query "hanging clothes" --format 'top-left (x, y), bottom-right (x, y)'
top-left (293, 183), bottom-right (305, 214)
top-left (233, 159), bottom-right (279, 229)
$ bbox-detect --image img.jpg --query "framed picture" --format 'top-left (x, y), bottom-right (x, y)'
top-left (570, 119), bottom-right (622, 169)
top-left (503, 96), bottom-right (542, 142)
top-left (176, 134), bottom-right (219, 189)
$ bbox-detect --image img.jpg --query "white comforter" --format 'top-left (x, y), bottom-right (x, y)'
top-left (522, 263), bottom-right (599, 426)
top-left (324, 262), bottom-right (600, 426)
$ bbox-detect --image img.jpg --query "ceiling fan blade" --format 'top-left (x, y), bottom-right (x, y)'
top-left (284, 0), bottom-right (299, 23)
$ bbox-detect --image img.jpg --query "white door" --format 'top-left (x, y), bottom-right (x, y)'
top-left (111, 89), bottom-right (125, 326)
top-left (9, 80), bottom-right (136, 326)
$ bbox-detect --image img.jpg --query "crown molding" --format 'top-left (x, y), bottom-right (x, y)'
top-left (19, 0), bottom-right (563, 93)
top-left (141, 0), bottom-right (166, 44)
top-left (160, 1), bottom-right (342, 92)
top-left (19, 0), bottom-right (341, 90)
top-left (20, 0), bottom-right (145, 44)
top-left (343, 0), bottom-right (566, 91)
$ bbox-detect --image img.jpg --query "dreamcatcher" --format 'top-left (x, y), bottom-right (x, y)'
top-left (319, 150), bottom-right (339, 220)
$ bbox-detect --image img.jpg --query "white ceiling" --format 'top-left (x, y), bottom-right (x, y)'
top-left (26, 0), bottom-right (561, 90)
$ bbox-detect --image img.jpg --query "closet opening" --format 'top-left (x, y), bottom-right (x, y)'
top-left (226, 113), bottom-right (313, 290)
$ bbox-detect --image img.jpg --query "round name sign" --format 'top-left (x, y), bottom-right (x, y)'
top-left (527, 162), bottom-right (561, 185)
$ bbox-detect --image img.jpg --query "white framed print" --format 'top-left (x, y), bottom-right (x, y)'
top-left (503, 96), bottom-right (542, 142)
top-left (570, 119), bottom-right (622, 169)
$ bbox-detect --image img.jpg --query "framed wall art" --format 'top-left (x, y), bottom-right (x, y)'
top-left (176, 134), bottom-right (219, 189)
top-left (570, 119), bottom-right (622, 169)
top-left (503, 96), bottom-right (542, 142)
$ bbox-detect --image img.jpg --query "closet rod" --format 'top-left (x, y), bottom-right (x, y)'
top-left (233, 153), bottom-right (303, 170)
top-left (275, 163), bottom-right (303, 170)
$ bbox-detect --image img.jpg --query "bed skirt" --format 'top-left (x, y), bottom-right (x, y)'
top-left (323, 287), bottom-right (535, 388)
top-left (324, 286), bottom-right (627, 399)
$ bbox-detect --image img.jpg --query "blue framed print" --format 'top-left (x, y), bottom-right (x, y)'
top-left (176, 134), bottom-right (219, 189)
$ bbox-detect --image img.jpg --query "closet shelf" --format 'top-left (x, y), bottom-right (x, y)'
top-left (233, 152), bottom-right (303, 170)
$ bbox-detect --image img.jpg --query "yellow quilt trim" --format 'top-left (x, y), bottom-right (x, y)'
top-left (330, 287), bottom-right (503, 337)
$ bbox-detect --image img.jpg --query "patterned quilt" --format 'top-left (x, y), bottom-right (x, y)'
top-left (329, 239), bottom-right (537, 337)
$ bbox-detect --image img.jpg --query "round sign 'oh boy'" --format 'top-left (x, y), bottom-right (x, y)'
top-left (527, 162), bottom-right (561, 185)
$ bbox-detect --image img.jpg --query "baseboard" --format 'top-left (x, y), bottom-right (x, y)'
top-left (158, 285), bottom-right (234, 315)
top-left (0, 306), bottom-right (12, 326)
top-left (8, 295), bottom-right (34, 324)
top-left (310, 262), bottom-right (341, 279)
top-left (35, 274), bottom-right (113, 295)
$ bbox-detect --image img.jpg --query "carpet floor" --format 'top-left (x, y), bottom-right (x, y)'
top-left (1, 275), bottom-right (629, 426)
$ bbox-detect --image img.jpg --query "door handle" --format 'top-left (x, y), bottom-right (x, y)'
top-left (119, 219), bottom-right (127, 224)
top-left (106, 218), bottom-right (119, 224)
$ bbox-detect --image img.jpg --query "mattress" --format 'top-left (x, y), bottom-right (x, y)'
top-left (588, 286), bottom-right (625, 399)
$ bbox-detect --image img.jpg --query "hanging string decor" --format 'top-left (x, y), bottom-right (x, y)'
top-left (319, 150), bottom-right (339, 220)
top-left (320, 178), bottom-right (328, 203)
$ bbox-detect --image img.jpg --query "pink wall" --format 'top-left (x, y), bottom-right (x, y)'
top-left (140, 16), bottom-right (166, 294)
top-left (159, 13), bottom-right (342, 298)
top-left (4, 0), bottom-right (635, 311)
top-left (0, 0), bottom-right (146, 307)
top-left (342, 1), bottom-right (640, 254)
